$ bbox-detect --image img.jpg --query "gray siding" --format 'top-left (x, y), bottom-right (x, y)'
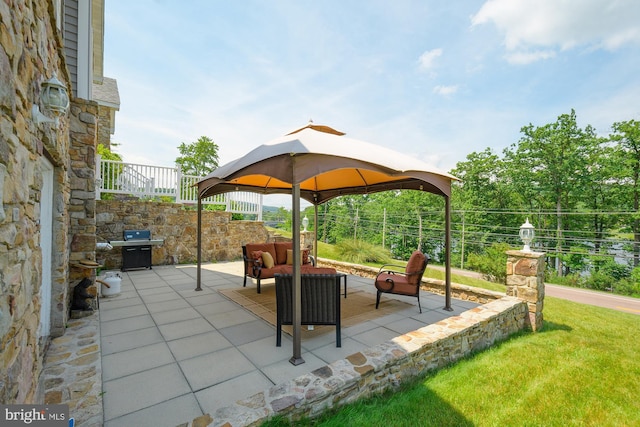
top-left (63, 0), bottom-right (79, 97)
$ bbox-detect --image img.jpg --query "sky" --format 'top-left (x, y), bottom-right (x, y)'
top-left (103, 0), bottom-right (640, 208)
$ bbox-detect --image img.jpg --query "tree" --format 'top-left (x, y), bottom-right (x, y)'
top-left (97, 143), bottom-right (122, 161)
top-left (175, 136), bottom-right (219, 176)
top-left (451, 148), bottom-right (520, 264)
top-left (579, 135), bottom-right (618, 256)
top-left (97, 144), bottom-right (123, 200)
top-left (610, 119), bottom-right (640, 267)
top-left (503, 110), bottom-right (596, 275)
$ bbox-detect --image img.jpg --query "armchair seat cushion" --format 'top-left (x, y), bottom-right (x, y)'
top-left (374, 250), bottom-right (429, 313)
top-left (375, 272), bottom-right (416, 296)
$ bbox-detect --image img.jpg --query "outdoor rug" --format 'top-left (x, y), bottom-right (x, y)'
top-left (219, 282), bottom-right (415, 339)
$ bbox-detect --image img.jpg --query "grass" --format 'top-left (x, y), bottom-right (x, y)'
top-left (424, 266), bottom-right (506, 292)
top-left (261, 228), bottom-right (640, 426)
top-left (263, 297), bottom-right (640, 426)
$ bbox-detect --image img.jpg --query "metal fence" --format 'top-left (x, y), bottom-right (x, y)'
top-left (96, 156), bottom-right (262, 219)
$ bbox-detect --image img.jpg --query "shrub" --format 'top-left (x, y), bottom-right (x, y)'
top-left (546, 271), bottom-right (582, 287)
top-left (466, 242), bottom-right (512, 284)
top-left (334, 240), bottom-right (392, 265)
top-left (583, 271), bottom-right (615, 292)
top-left (597, 260), bottom-right (631, 281)
top-left (612, 278), bottom-right (640, 297)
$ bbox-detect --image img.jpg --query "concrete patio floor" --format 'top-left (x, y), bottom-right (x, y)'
top-left (98, 261), bottom-right (479, 427)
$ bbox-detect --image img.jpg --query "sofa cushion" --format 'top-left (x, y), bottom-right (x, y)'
top-left (262, 251), bottom-right (275, 268)
top-left (286, 248), bottom-right (313, 265)
top-left (257, 264), bottom-right (290, 279)
top-left (302, 266), bottom-right (336, 275)
top-left (279, 265), bottom-right (337, 275)
top-left (245, 243), bottom-right (277, 266)
top-left (274, 242), bottom-right (293, 265)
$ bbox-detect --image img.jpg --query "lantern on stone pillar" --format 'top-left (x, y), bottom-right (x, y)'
top-left (519, 218), bottom-right (535, 252)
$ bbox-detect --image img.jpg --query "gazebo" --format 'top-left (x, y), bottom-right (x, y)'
top-left (196, 122), bottom-right (459, 364)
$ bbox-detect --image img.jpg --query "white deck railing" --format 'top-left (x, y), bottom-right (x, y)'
top-left (96, 156), bottom-right (262, 219)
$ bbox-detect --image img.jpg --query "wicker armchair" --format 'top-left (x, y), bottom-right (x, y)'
top-left (374, 250), bottom-right (429, 313)
top-left (274, 273), bottom-right (341, 347)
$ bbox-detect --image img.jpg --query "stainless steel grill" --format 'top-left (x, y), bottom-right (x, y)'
top-left (109, 230), bottom-right (164, 271)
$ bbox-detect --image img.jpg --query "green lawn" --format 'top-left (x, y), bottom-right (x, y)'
top-left (264, 296), bottom-right (640, 426)
top-left (260, 232), bottom-right (640, 426)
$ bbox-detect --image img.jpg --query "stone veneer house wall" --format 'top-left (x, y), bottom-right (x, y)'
top-left (0, 0), bottom-right (114, 404)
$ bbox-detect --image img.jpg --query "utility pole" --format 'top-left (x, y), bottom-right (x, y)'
top-left (382, 208), bottom-right (386, 249)
top-left (354, 207), bottom-right (358, 241)
top-left (417, 211), bottom-right (423, 251)
top-left (322, 203), bottom-right (328, 243)
top-left (460, 211), bottom-right (465, 269)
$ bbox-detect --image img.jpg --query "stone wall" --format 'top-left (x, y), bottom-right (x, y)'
top-left (316, 258), bottom-right (506, 304)
top-left (179, 256), bottom-right (537, 426)
top-left (95, 105), bottom-right (112, 149)
top-left (0, 0), bottom-right (73, 404)
top-left (96, 200), bottom-right (269, 269)
top-left (506, 250), bottom-right (546, 331)
top-left (66, 98), bottom-right (99, 321)
top-left (171, 255), bottom-right (535, 426)
top-left (197, 296), bottom-right (528, 426)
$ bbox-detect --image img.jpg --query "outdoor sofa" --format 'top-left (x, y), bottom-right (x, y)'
top-left (242, 242), bottom-right (317, 293)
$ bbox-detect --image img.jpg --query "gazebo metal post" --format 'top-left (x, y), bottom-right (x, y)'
top-left (313, 204), bottom-right (319, 262)
top-left (195, 195), bottom-right (202, 291)
top-left (444, 195), bottom-right (452, 311)
top-left (290, 184), bottom-right (304, 365)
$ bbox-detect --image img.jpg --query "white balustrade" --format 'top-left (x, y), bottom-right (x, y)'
top-left (96, 156), bottom-right (262, 218)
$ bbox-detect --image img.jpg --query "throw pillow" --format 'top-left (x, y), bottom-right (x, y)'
top-left (251, 250), bottom-right (263, 260)
top-left (262, 251), bottom-right (275, 268)
top-left (286, 248), bottom-right (310, 265)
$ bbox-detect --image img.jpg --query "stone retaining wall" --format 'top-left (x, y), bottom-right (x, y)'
top-left (316, 258), bottom-right (505, 304)
top-left (178, 258), bottom-right (533, 426)
top-left (190, 295), bottom-right (527, 426)
top-left (96, 200), bottom-right (268, 269)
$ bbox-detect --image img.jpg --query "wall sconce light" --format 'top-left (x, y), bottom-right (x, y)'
top-left (302, 215), bottom-right (309, 232)
top-left (32, 73), bottom-right (69, 126)
top-left (519, 218), bottom-right (535, 252)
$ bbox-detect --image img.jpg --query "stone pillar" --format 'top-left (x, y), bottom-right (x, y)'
top-left (68, 99), bottom-right (99, 284)
top-left (301, 230), bottom-right (315, 252)
top-left (506, 250), bottom-right (545, 331)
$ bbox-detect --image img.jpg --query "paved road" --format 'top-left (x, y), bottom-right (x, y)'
top-left (432, 265), bottom-right (640, 316)
top-left (545, 283), bottom-right (640, 315)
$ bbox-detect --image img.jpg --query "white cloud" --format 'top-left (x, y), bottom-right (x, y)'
top-left (418, 48), bottom-right (443, 70)
top-left (433, 85), bottom-right (458, 96)
top-left (505, 50), bottom-right (556, 65)
top-left (472, 0), bottom-right (640, 62)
